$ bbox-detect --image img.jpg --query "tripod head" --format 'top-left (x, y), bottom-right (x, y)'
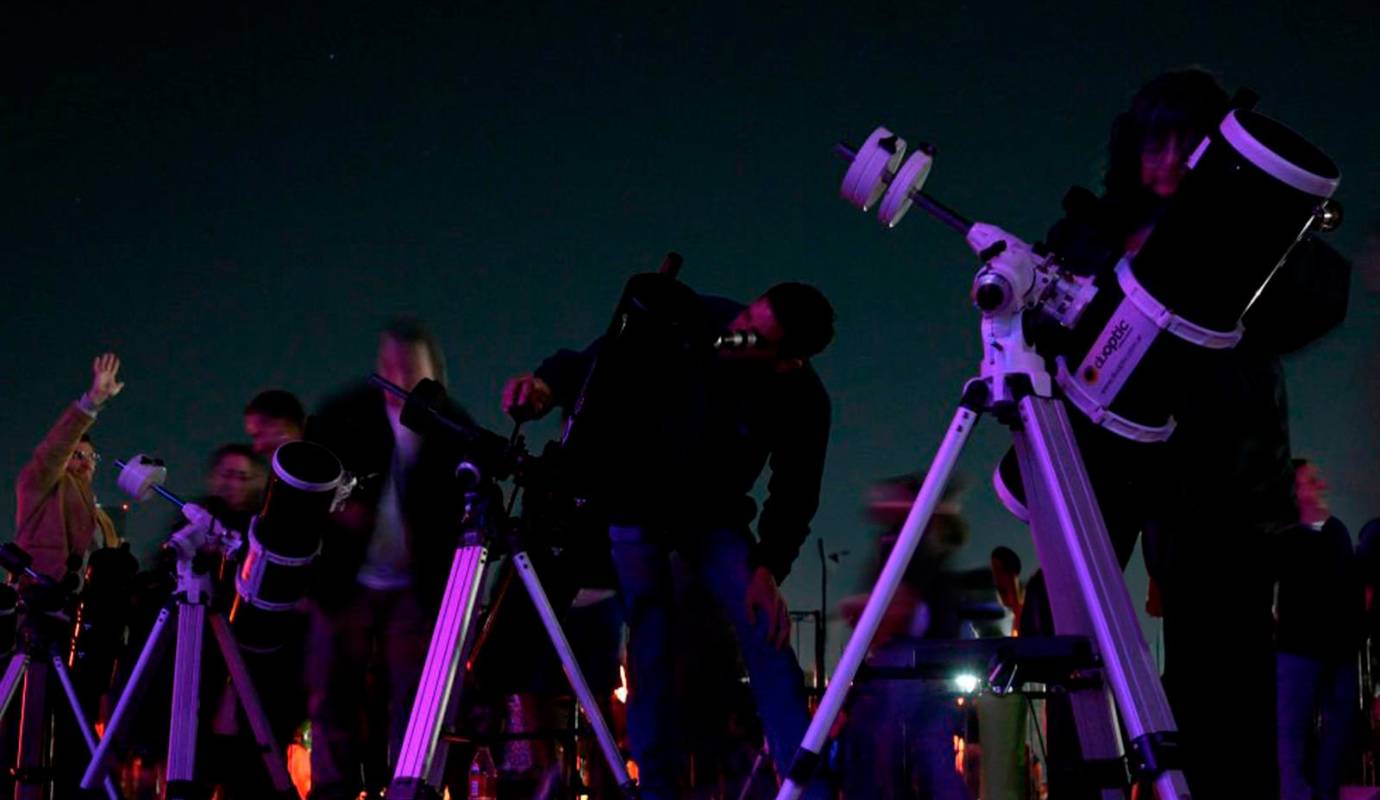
top-left (115, 455), bottom-right (244, 564)
top-left (838, 128), bottom-right (1098, 406)
top-left (370, 374), bottom-right (574, 542)
top-left (0, 542), bottom-right (78, 653)
top-left (370, 374), bottom-right (549, 490)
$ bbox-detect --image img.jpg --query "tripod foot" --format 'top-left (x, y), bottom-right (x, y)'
top-left (384, 777), bottom-right (444, 800)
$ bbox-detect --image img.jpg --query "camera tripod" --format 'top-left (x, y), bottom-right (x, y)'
top-left (373, 376), bottom-right (636, 800)
top-left (776, 130), bottom-right (1190, 799)
top-left (79, 489), bottom-right (294, 799)
top-left (0, 545), bottom-right (118, 800)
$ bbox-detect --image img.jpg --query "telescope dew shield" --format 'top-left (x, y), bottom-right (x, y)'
top-left (231, 440), bottom-right (342, 652)
top-left (1055, 109), bottom-right (1340, 441)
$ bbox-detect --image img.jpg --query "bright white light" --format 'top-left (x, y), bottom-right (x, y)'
top-left (953, 673), bottom-right (981, 693)
top-left (614, 665), bottom-right (629, 703)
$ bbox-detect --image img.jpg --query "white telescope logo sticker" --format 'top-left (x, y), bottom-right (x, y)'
top-left (1074, 297), bottom-right (1160, 404)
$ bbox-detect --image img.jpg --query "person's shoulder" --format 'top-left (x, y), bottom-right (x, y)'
top-left (1323, 515), bottom-right (1353, 545)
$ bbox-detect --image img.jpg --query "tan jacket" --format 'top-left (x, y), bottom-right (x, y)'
top-left (14, 403), bottom-right (117, 580)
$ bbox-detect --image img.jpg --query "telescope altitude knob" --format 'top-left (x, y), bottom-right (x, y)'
top-left (1317, 198), bottom-right (1343, 232)
top-left (877, 148), bottom-right (935, 228)
top-left (841, 126), bottom-right (906, 212)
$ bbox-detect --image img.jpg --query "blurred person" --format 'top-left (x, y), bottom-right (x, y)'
top-left (837, 474), bottom-right (972, 800)
top-left (244, 389), bottom-right (306, 459)
top-left (305, 317), bottom-right (471, 800)
top-left (202, 443), bottom-right (267, 531)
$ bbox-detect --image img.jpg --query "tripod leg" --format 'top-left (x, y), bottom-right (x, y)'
top-left (0, 653), bottom-right (28, 724)
top-left (777, 400), bottom-right (982, 800)
top-left (14, 655), bottom-right (49, 800)
top-left (1015, 395), bottom-right (1190, 799)
top-left (82, 605), bottom-right (176, 789)
top-left (388, 543), bottom-right (490, 800)
top-left (464, 560), bottom-right (515, 673)
top-left (166, 602), bottom-right (206, 797)
top-left (208, 613), bottom-right (293, 794)
top-left (48, 653), bottom-right (120, 800)
top-left (510, 549), bottom-right (636, 797)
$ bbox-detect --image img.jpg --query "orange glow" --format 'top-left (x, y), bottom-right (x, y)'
top-left (287, 742), bottom-right (311, 799)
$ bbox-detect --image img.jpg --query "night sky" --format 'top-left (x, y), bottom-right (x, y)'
top-left (4, 1), bottom-right (1377, 666)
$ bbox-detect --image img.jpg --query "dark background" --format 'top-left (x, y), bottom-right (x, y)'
top-left (3, 1), bottom-right (1377, 668)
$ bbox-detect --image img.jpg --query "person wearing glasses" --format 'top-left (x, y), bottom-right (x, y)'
top-left (15, 353), bottom-right (125, 580)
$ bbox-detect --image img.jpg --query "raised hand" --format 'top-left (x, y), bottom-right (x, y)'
top-left (87, 353), bottom-right (126, 406)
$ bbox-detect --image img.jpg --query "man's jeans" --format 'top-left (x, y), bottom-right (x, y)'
top-left (1277, 650), bottom-right (1358, 800)
top-left (842, 669), bottom-right (971, 800)
top-left (610, 525), bottom-right (825, 800)
top-left (305, 587), bottom-right (430, 800)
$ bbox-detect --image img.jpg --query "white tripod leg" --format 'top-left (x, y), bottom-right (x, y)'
top-left (512, 549), bottom-right (637, 798)
top-left (777, 401), bottom-right (981, 800)
top-left (82, 605), bottom-right (175, 789)
top-left (166, 601), bottom-right (207, 796)
top-left (0, 653), bottom-right (28, 722)
top-left (1016, 395), bottom-right (1190, 799)
top-left (388, 542), bottom-right (490, 800)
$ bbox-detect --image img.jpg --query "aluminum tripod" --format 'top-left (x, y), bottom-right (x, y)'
top-left (387, 469), bottom-right (636, 800)
top-left (776, 149), bottom-right (1191, 795)
top-left (79, 554), bottom-right (294, 799)
top-left (0, 609), bottom-right (119, 800)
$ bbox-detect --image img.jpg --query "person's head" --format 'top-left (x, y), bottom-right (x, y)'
top-left (1293, 457), bottom-right (1329, 525)
top-left (1105, 68), bottom-right (1229, 202)
top-left (866, 472), bottom-right (968, 557)
top-left (243, 390), bottom-right (306, 458)
top-left (377, 316), bottom-right (446, 412)
top-left (207, 443), bottom-right (267, 514)
top-left (67, 434), bottom-right (99, 484)
top-left (722, 282), bottom-right (835, 372)
top-left (990, 546), bottom-right (1023, 613)
top-left (990, 546), bottom-right (1022, 582)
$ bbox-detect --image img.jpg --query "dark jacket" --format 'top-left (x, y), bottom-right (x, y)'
top-left (1275, 516), bottom-right (1364, 661)
top-left (534, 296), bottom-right (831, 583)
top-left (306, 382), bottom-right (474, 611)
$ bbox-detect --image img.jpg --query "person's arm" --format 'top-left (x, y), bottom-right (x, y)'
top-left (18, 406), bottom-right (94, 497)
top-left (501, 337), bottom-right (603, 421)
top-left (753, 380), bottom-right (832, 584)
top-left (17, 354), bottom-right (124, 495)
top-left (535, 338), bottom-right (602, 411)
